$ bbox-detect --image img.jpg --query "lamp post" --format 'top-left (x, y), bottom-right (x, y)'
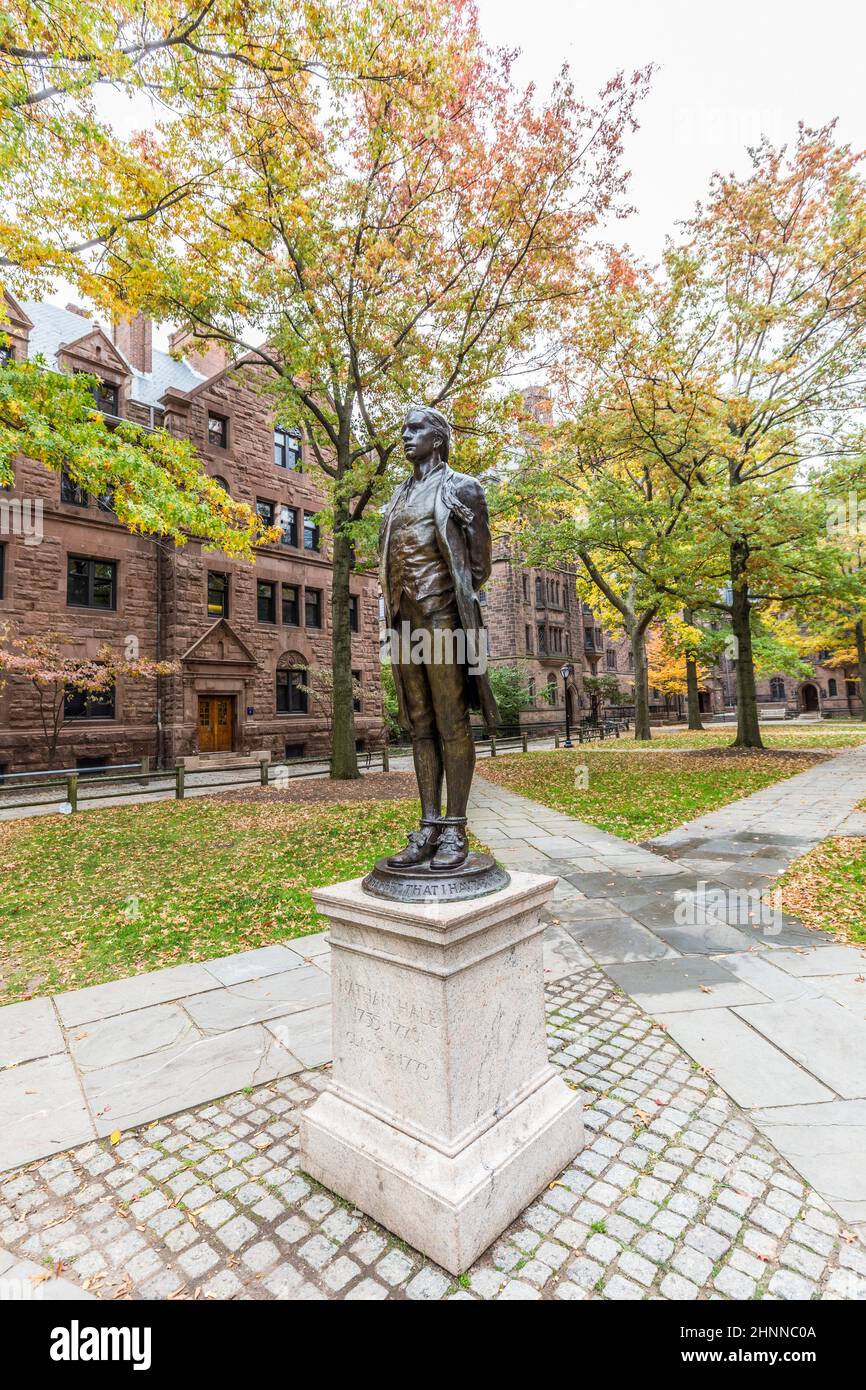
top-left (561, 664), bottom-right (574, 747)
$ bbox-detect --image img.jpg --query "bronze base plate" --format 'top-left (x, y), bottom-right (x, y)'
top-left (361, 852), bottom-right (510, 903)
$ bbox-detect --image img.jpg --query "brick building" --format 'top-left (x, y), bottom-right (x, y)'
top-left (0, 293), bottom-right (384, 773)
top-left (483, 540), bottom-right (619, 726)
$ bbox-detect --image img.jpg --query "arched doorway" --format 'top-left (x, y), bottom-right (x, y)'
top-left (801, 683), bottom-right (819, 713)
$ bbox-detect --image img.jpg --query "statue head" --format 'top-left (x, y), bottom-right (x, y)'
top-left (401, 404), bottom-right (451, 465)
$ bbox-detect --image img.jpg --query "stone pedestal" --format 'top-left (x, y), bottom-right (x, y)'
top-left (299, 871), bottom-right (584, 1275)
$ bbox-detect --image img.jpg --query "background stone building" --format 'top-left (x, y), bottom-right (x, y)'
top-left (0, 293), bottom-right (383, 773)
top-left (483, 540), bottom-right (619, 727)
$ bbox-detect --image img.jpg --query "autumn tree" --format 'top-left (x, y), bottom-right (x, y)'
top-left (0, 1), bottom-right (422, 556)
top-left (123, 6), bottom-right (649, 776)
top-left (0, 630), bottom-right (177, 766)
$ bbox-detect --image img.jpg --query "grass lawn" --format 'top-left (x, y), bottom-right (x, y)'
top-left (479, 746), bottom-right (826, 842)
top-left (597, 728), bottom-right (866, 751)
top-left (0, 793), bottom-right (420, 1004)
top-left (777, 837), bottom-right (866, 945)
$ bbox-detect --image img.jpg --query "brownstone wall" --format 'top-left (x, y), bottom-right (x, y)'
top-left (0, 312), bottom-right (384, 773)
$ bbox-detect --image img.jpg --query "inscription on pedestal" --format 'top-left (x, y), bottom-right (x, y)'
top-left (339, 976), bottom-right (437, 1082)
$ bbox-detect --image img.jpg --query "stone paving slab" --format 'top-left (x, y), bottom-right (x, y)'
top-left (752, 1100), bottom-right (866, 1226)
top-left (0, 997), bottom-right (65, 1066)
top-left (0, 1054), bottom-right (95, 1171)
top-left (2, 966), bottom-right (863, 1301)
top-left (654, 1010), bottom-right (834, 1109)
top-left (733, 999), bottom-right (866, 1100)
top-left (607, 957), bottom-right (770, 1013)
top-left (0, 934), bottom-right (332, 1171)
top-left (83, 1025), bottom-right (305, 1136)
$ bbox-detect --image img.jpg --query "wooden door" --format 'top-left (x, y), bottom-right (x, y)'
top-left (198, 696), bottom-right (234, 753)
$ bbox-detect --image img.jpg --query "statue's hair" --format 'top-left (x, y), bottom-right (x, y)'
top-left (405, 404), bottom-right (451, 461)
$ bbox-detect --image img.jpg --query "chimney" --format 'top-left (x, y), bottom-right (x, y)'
top-left (112, 311), bottom-right (153, 374)
top-left (65, 303), bottom-right (91, 318)
top-left (522, 384), bottom-right (553, 425)
top-left (168, 327), bottom-right (229, 379)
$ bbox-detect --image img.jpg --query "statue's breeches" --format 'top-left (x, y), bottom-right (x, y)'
top-left (394, 594), bottom-right (472, 744)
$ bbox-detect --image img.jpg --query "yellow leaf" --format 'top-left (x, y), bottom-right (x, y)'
top-left (109, 1129), bottom-right (121, 1145)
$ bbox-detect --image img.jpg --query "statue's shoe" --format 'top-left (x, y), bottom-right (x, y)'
top-left (429, 826), bottom-right (469, 871)
top-left (387, 824), bottom-right (440, 868)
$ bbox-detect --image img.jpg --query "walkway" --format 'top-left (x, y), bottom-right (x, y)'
top-left (469, 747), bottom-right (866, 1232)
top-left (2, 743), bottom-right (866, 1248)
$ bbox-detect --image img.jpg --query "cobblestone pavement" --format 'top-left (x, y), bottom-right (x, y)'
top-left (2, 966), bottom-right (864, 1302)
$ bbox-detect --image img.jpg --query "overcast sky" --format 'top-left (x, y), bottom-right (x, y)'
top-left (51, 0), bottom-right (866, 344)
top-left (478, 0), bottom-right (866, 263)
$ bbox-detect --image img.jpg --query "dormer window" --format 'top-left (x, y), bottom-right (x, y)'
top-left (208, 412), bottom-right (228, 449)
top-left (93, 380), bottom-right (119, 415)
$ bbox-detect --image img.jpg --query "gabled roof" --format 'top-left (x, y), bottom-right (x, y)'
top-left (2, 288), bottom-right (33, 332)
top-left (180, 619), bottom-right (259, 668)
top-left (56, 323), bottom-right (131, 375)
top-left (21, 299), bottom-right (206, 409)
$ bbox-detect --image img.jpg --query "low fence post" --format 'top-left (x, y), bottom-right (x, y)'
top-left (260, 759), bottom-right (268, 787)
top-left (175, 763), bottom-right (185, 800)
top-left (382, 745), bottom-right (390, 772)
top-left (489, 735), bottom-right (497, 758)
top-left (554, 731), bottom-right (560, 749)
top-left (66, 773), bottom-right (78, 814)
top-left (521, 732), bottom-right (528, 753)
top-left (139, 756), bottom-right (150, 785)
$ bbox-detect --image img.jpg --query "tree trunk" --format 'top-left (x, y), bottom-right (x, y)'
top-left (730, 540), bottom-right (763, 749)
top-left (329, 498), bottom-right (360, 779)
top-left (631, 626), bottom-right (651, 741)
top-left (855, 619), bottom-right (866, 722)
top-left (684, 609), bottom-right (703, 730)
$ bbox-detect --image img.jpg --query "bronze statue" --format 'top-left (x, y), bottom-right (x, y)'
top-left (362, 405), bottom-right (508, 902)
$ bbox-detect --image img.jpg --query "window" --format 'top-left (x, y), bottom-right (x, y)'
top-left (352, 670), bottom-right (362, 712)
top-left (284, 741), bottom-right (306, 759)
top-left (522, 575), bottom-right (529, 602)
top-left (349, 595), bottom-right (360, 633)
top-left (537, 624), bottom-right (546, 654)
top-left (256, 499), bottom-right (276, 528)
top-left (305, 588), bottom-right (322, 628)
top-left (208, 412), bottom-right (228, 449)
top-left (528, 677), bottom-right (536, 703)
top-left (97, 486), bottom-right (115, 514)
top-left (478, 588), bottom-right (487, 605)
top-left (0, 342), bottom-right (13, 367)
top-left (584, 627), bottom-right (595, 650)
top-left (303, 512), bottom-right (320, 552)
top-left (61, 471), bottom-right (88, 506)
top-left (93, 380), bottom-right (119, 416)
top-left (563, 586), bottom-right (569, 610)
top-left (769, 676), bottom-right (785, 700)
top-left (525, 625), bottom-right (532, 653)
top-left (76, 756), bottom-right (110, 773)
top-left (257, 580), bottom-right (277, 624)
top-left (282, 584), bottom-right (300, 626)
top-left (207, 571), bottom-right (229, 617)
top-left (828, 678), bottom-right (838, 697)
top-left (847, 680), bottom-right (858, 698)
top-left (67, 557), bottom-right (116, 609)
top-left (276, 663), bottom-right (308, 714)
top-left (279, 505), bottom-right (298, 547)
top-left (547, 675), bottom-right (557, 705)
top-left (274, 428), bottom-right (301, 471)
top-left (535, 576), bottom-right (544, 605)
top-left (64, 683), bottom-right (115, 720)
top-left (606, 649), bottom-right (617, 671)
top-left (549, 627), bottom-right (563, 653)
top-left (213, 475), bottom-right (230, 494)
